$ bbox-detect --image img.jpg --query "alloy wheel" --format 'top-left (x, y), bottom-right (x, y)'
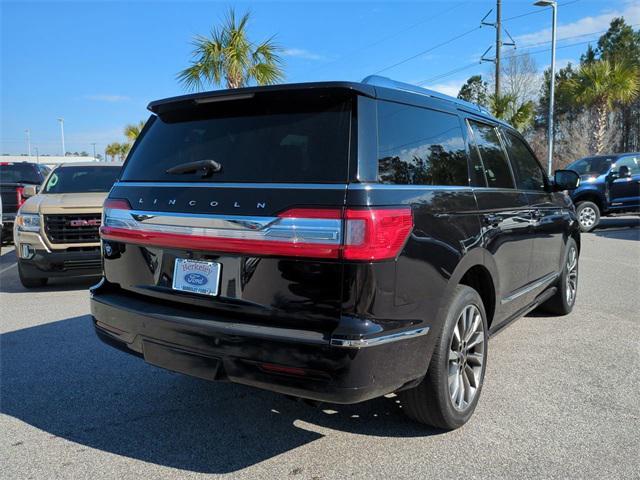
top-left (565, 246), bottom-right (578, 305)
top-left (448, 304), bottom-right (485, 411)
top-left (578, 206), bottom-right (596, 229)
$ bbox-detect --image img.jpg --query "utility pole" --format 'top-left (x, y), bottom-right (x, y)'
top-left (35, 147), bottom-right (39, 164)
top-left (91, 142), bottom-right (97, 161)
top-left (481, 2), bottom-right (513, 97)
top-left (495, 0), bottom-right (502, 97)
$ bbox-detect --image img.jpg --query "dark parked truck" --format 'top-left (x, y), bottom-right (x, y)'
top-left (566, 153), bottom-right (640, 232)
top-left (91, 77), bottom-right (581, 429)
top-left (0, 161), bottom-right (49, 244)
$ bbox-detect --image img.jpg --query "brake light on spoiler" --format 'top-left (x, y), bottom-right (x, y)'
top-left (100, 199), bottom-right (413, 261)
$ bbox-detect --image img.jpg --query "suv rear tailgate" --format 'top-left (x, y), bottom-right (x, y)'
top-left (101, 87), bottom-right (356, 333)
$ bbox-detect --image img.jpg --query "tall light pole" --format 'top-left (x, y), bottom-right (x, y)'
top-left (25, 129), bottom-right (31, 158)
top-left (534, 0), bottom-right (557, 176)
top-left (91, 142), bottom-right (97, 161)
top-left (57, 118), bottom-right (66, 157)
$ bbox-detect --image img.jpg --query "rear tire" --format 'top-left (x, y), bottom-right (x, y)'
top-left (538, 238), bottom-right (578, 315)
top-left (18, 262), bottom-right (48, 288)
top-left (576, 201), bottom-right (600, 232)
top-left (399, 285), bottom-right (488, 430)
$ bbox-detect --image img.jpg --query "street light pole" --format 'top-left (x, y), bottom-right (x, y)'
top-left (91, 142), bottom-right (97, 161)
top-left (534, 0), bottom-right (557, 176)
top-left (25, 129), bottom-right (31, 159)
top-left (57, 118), bottom-right (66, 157)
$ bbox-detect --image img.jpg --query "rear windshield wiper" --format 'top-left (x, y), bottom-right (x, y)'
top-left (166, 159), bottom-right (222, 178)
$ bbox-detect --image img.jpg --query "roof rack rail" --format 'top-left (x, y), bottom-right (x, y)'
top-left (361, 75), bottom-right (492, 116)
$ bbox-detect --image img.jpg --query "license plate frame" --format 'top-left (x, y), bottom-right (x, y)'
top-left (172, 258), bottom-right (221, 297)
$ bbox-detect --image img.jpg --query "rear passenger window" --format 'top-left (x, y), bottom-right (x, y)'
top-left (468, 121), bottom-right (514, 189)
top-left (503, 131), bottom-right (546, 191)
top-left (377, 101), bottom-right (468, 186)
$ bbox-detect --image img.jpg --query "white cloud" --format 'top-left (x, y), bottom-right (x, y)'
top-left (420, 79), bottom-right (466, 97)
top-left (83, 94), bottom-right (130, 103)
top-left (281, 48), bottom-right (326, 61)
top-left (515, 2), bottom-right (639, 46)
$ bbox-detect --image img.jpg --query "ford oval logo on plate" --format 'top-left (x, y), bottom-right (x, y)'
top-left (184, 273), bottom-right (208, 286)
top-left (172, 258), bottom-right (220, 296)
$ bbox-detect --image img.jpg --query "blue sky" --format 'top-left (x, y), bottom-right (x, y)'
top-left (2, 0), bottom-right (638, 156)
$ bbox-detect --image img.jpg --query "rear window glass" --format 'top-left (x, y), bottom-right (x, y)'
top-left (468, 121), bottom-right (514, 189)
top-left (43, 166), bottom-right (121, 193)
top-left (377, 101), bottom-right (469, 186)
top-left (502, 131), bottom-right (546, 191)
top-left (0, 163), bottom-right (42, 184)
top-left (567, 157), bottom-right (613, 176)
top-left (121, 95), bottom-right (352, 183)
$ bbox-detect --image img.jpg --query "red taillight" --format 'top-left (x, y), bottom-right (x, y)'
top-left (103, 198), bottom-right (131, 210)
top-left (16, 186), bottom-right (26, 208)
top-left (343, 208), bottom-right (413, 260)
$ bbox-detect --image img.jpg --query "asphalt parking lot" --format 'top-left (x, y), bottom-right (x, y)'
top-left (1, 217), bottom-right (639, 480)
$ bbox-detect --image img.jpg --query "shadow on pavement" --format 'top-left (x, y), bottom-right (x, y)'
top-left (592, 217), bottom-right (640, 241)
top-left (0, 248), bottom-right (100, 293)
top-left (0, 275), bottom-right (99, 294)
top-left (1, 315), bottom-right (439, 473)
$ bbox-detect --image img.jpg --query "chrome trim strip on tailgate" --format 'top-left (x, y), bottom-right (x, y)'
top-left (104, 208), bottom-right (342, 244)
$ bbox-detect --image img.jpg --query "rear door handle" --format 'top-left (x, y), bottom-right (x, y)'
top-left (531, 210), bottom-right (543, 220)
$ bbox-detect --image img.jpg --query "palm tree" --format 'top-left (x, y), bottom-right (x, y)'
top-left (177, 8), bottom-right (284, 91)
top-left (489, 93), bottom-right (535, 132)
top-left (124, 121), bottom-right (145, 143)
top-left (105, 143), bottom-right (120, 162)
top-left (117, 143), bottom-right (130, 161)
top-left (564, 59), bottom-right (639, 153)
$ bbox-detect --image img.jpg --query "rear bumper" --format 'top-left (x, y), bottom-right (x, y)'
top-left (90, 282), bottom-right (431, 404)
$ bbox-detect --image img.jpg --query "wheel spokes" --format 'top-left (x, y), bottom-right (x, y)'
top-left (448, 303), bottom-right (486, 411)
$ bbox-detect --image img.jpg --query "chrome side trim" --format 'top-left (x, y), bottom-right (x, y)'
top-left (348, 184), bottom-right (473, 191)
top-left (330, 327), bottom-right (430, 348)
top-left (113, 182), bottom-right (348, 190)
top-left (501, 272), bottom-right (559, 304)
top-left (113, 181), bottom-right (475, 191)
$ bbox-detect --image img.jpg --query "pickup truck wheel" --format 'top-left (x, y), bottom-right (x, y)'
top-left (399, 285), bottom-right (487, 430)
top-left (576, 201), bottom-right (600, 232)
top-left (538, 238), bottom-right (578, 316)
top-left (18, 262), bottom-right (48, 288)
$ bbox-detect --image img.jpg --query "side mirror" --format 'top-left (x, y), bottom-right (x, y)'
top-left (553, 170), bottom-right (580, 191)
top-left (618, 165), bottom-right (631, 178)
top-left (23, 185), bottom-right (38, 198)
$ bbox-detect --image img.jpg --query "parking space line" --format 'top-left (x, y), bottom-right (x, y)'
top-left (0, 263), bottom-right (17, 275)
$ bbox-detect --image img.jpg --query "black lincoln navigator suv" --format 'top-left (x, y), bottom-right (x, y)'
top-left (91, 76), bottom-right (581, 429)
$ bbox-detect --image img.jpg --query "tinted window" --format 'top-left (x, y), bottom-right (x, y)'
top-left (613, 155), bottom-right (640, 174)
top-left (503, 131), bottom-right (546, 191)
top-left (566, 157), bottom-right (613, 176)
top-left (468, 121), bottom-right (514, 189)
top-left (0, 163), bottom-right (41, 184)
top-left (43, 166), bottom-right (121, 194)
top-left (377, 101), bottom-right (468, 186)
top-left (122, 95), bottom-right (351, 183)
